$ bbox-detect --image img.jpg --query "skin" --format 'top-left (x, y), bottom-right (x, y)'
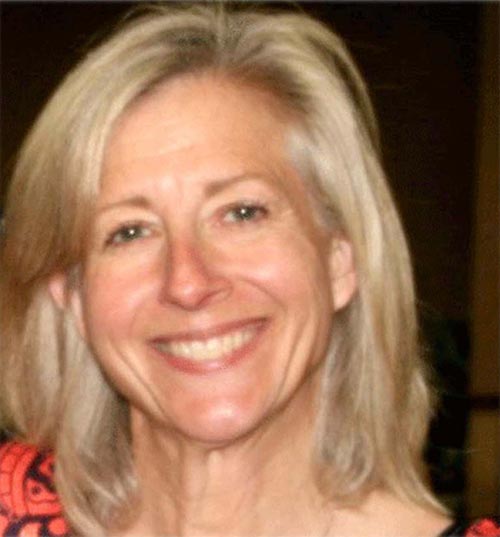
top-left (50, 73), bottom-right (449, 536)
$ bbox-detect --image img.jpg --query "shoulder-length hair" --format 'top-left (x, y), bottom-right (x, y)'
top-left (0, 3), bottom-right (443, 534)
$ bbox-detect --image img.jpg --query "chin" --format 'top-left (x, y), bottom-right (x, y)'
top-left (166, 396), bottom-right (272, 447)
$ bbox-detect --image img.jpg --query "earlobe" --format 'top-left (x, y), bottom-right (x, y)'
top-left (48, 272), bottom-right (68, 310)
top-left (328, 237), bottom-right (357, 312)
top-left (47, 271), bottom-right (87, 340)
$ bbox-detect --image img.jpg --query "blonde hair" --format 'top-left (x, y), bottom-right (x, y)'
top-left (0, 3), bottom-right (442, 534)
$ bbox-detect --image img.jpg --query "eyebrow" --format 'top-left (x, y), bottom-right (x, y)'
top-left (96, 195), bottom-right (153, 216)
top-left (204, 174), bottom-right (265, 196)
top-left (95, 174), bottom-right (271, 215)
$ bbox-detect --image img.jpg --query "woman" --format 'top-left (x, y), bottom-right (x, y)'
top-left (0, 3), bottom-right (497, 537)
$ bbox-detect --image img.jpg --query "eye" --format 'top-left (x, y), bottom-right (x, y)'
top-left (105, 223), bottom-right (152, 247)
top-left (222, 204), bottom-right (268, 224)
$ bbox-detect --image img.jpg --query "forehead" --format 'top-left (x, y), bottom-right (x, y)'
top-left (101, 73), bottom-right (296, 190)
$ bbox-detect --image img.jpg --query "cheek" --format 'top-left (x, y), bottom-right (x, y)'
top-left (220, 230), bottom-right (332, 305)
top-left (81, 255), bottom-right (161, 336)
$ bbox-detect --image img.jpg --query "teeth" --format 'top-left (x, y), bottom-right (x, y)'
top-left (155, 327), bottom-right (256, 362)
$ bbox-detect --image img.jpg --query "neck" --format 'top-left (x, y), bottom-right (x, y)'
top-left (121, 371), bottom-right (333, 536)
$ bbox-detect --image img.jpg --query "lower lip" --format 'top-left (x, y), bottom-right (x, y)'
top-left (151, 321), bottom-right (267, 375)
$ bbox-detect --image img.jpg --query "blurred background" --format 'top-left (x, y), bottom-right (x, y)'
top-left (1, 1), bottom-right (498, 518)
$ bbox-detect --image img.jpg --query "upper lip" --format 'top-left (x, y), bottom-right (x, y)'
top-left (150, 317), bottom-right (267, 344)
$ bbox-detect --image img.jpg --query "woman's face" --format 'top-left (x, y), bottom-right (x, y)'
top-left (64, 73), bottom-right (356, 444)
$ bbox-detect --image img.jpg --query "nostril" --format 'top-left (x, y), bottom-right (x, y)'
top-left (160, 242), bottom-right (230, 309)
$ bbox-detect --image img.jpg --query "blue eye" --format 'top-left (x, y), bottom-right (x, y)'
top-left (223, 204), bottom-right (268, 224)
top-left (106, 224), bottom-right (151, 246)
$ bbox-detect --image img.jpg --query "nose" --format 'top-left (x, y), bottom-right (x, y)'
top-left (159, 235), bottom-right (231, 310)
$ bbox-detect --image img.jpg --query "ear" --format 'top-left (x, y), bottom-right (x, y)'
top-left (48, 271), bottom-right (87, 340)
top-left (328, 237), bottom-right (357, 311)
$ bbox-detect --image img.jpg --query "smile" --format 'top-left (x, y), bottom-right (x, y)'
top-left (154, 327), bottom-right (257, 362)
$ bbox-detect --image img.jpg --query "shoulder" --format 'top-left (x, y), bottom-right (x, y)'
top-left (359, 490), bottom-right (453, 536)
top-left (439, 517), bottom-right (500, 537)
top-left (328, 491), bottom-right (452, 537)
top-left (0, 441), bottom-right (70, 537)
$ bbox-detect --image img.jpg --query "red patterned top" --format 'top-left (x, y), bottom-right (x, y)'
top-left (0, 443), bottom-right (69, 537)
top-left (440, 519), bottom-right (500, 537)
top-left (1, 441), bottom-right (499, 537)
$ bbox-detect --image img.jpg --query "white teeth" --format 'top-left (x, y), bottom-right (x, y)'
top-left (156, 327), bottom-right (257, 362)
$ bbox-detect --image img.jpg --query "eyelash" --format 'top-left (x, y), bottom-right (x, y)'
top-left (104, 222), bottom-right (152, 247)
top-left (221, 203), bottom-right (269, 224)
top-left (102, 202), bottom-right (269, 248)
